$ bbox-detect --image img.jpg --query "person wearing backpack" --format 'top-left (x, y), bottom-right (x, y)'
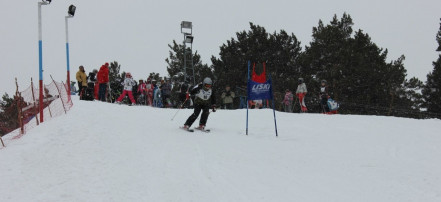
top-left (296, 78), bottom-right (308, 112)
top-left (282, 89), bottom-right (294, 113)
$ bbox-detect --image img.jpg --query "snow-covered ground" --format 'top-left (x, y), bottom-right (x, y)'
top-left (1, 96), bottom-right (440, 202)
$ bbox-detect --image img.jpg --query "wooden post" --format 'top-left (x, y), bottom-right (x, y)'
top-left (18, 93), bottom-right (24, 135)
top-left (15, 78), bottom-right (24, 135)
top-left (51, 75), bottom-right (67, 114)
top-left (0, 136), bottom-right (5, 147)
top-left (31, 78), bottom-right (40, 126)
top-left (43, 83), bottom-right (53, 118)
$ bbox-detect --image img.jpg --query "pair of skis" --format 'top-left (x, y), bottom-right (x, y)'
top-left (180, 126), bottom-right (211, 133)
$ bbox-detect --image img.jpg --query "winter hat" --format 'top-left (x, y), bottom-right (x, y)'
top-left (105, 63), bottom-right (109, 67)
top-left (203, 77), bottom-right (213, 85)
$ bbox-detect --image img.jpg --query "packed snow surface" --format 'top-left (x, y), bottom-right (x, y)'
top-left (1, 97), bottom-right (440, 202)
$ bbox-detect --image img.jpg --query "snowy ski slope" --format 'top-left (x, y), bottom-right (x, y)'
top-left (1, 97), bottom-right (440, 201)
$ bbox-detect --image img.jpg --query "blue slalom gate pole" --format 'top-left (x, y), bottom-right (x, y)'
top-left (269, 75), bottom-right (278, 137)
top-left (246, 61), bottom-right (250, 135)
top-left (272, 92), bottom-right (279, 137)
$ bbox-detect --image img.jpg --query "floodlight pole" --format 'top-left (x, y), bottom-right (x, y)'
top-left (38, 1), bottom-right (50, 123)
top-left (65, 15), bottom-right (73, 98)
top-left (183, 34), bottom-right (187, 83)
top-left (190, 41), bottom-right (195, 86)
top-left (181, 21), bottom-right (193, 85)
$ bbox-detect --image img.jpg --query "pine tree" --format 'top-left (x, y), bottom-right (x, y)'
top-left (300, 13), bottom-right (415, 116)
top-left (0, 93), bottom-right (18, 136)
top-left (147, 72), bottom-right (161, 83)
top-left (108, 61), bottom-right (123, 102)
top-left (422, 57), bottom-right (441, 117)
top-left (422, 19), bottom-right (441, 118)
top-left (211, 23), bottom-right (302, 108)
top-left (165, 40), bottom-right (212, 86)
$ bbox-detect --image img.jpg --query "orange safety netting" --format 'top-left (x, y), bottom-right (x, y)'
top-left (1, 78), bottom-right (73, 145)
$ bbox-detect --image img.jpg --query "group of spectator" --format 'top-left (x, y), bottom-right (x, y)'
top-left (112, 74), bottom-right (170, 107)
top-left (282, 78), bottom-right (332, 113)
top-left (75, 64), bottom-right (332, 113)
top-left (75, 63), bottom-right (109, 101)
top-left (75, 64), bottom-right (176, 107)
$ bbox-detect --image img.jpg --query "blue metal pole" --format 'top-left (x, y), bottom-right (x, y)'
top-left (39, 40), bottom-right (43, 82)
top-left (246, 61), bottom-right (250, 135)
top-left (267, 74), bottom-right (279, 137)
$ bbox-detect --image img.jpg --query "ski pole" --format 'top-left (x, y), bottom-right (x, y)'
top-left (171, 97), bottom-right (189, 121)
top-left (292, 96), bottom-right (298, 113)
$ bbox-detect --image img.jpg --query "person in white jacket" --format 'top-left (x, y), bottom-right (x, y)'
top-left (295, 78), bottom-right (308, 112)
top-left (116, 72), bottom-right (136, 105)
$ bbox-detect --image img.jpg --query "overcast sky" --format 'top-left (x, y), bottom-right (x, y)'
top-left (1, 0), bottom-right (440, 95)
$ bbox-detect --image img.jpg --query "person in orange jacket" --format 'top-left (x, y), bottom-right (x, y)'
top-left (97, 63), bottom-right (109, 101)
top-left (296, 78), bottom-right (308, 112)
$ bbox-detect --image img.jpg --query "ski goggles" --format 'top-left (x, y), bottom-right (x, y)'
top-left (204, 84), bottom-right (212, 88)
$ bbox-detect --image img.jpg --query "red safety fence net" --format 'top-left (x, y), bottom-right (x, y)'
top-left (0, 78), bottom-right (73, 147)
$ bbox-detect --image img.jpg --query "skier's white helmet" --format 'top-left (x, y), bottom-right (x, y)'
top-left (203, 77), bottom-right (213, 85)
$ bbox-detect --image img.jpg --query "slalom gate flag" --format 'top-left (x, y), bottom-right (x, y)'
top-left (247, 79), bottom-right (273, 100)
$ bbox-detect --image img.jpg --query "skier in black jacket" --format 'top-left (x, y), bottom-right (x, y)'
top-left (182, 77), bottom-right (216, 130)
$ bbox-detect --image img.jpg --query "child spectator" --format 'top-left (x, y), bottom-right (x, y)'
top-left (116, 72), bottom-right (136, 105)
top-left (296, 78), bottom-right (308, 112)
top-left (282, 89), bottom-right (294, 113)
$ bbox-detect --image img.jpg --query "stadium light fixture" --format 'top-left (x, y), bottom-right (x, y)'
top-left (185, 35), bottom-right (194, 44)
top-left (181, 21), bottom-right (192, 34)
top-left (68, 5), bottom-right (76, 17)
